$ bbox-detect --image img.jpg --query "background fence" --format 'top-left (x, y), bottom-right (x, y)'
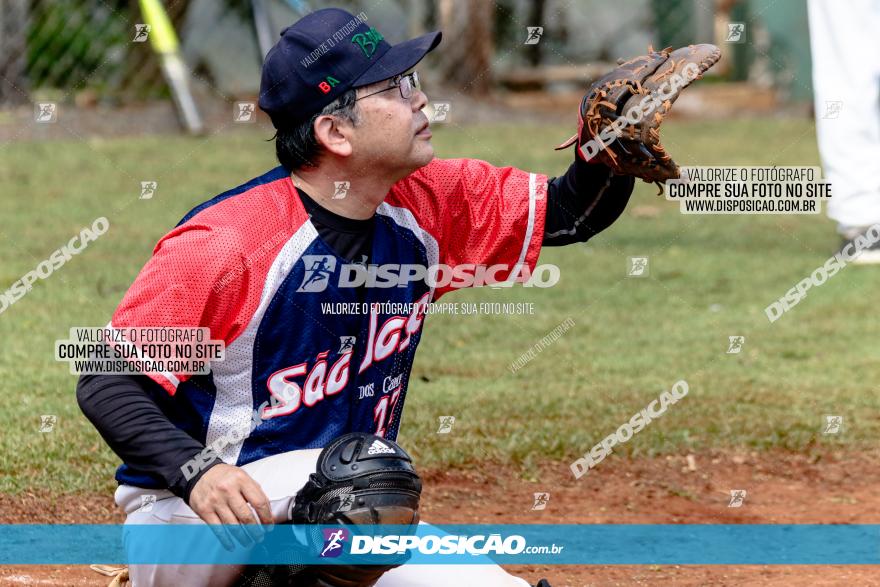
top-left (1, 0), bottom-right (814, 109)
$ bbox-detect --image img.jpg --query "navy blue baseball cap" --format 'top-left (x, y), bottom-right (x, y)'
top-left (259, 8), bottom-right (442, 129)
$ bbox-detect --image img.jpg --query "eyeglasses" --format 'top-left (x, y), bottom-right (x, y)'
top-left (355, 71), bottom-right (421, 102)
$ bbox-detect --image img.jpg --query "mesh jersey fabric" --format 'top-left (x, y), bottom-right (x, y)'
top-left (109, 159), bottom-right (547, 487)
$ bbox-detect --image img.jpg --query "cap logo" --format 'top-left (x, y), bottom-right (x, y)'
top-left (318, 75), bottom-right (341, 94)
top-left (351, 27), bottom-right (384, 59)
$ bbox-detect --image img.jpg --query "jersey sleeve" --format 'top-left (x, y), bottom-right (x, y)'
top-left (388, 158), bottom-right (548, 299)
top-left (110, 224), bottom-right (249, 395)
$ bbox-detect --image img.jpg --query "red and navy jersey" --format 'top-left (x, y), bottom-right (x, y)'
top-left (110, 159), bottom-right (547, 485)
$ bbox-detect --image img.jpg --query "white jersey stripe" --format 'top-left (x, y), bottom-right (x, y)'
top-left (516, 172), bottom-right (538, 271)
top-left (498, 172), bottom-right (539, 286)
top-left (376, 202), bottom-right (441, 297)
top-left (206, 221), bottom-right (319, 465)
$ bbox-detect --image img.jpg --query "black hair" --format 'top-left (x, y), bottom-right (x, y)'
top-left (274, 88), bottom-right (360, 172)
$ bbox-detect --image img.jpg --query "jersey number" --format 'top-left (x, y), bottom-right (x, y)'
top-left (373, 386), bottom-right (402, 438)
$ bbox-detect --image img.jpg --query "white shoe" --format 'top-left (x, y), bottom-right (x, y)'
top-left (839, 228), bottom-right (880, 265)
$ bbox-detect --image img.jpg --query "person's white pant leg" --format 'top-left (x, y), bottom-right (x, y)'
top-left (117, 448), bottom-right (531, 587)
top-left (118, 449), bottom-right (322, 587)
top-left (377, 562), bottom-right (531, 587)
top-left (375, 521), bottom-right (531, 587)
top-left (118, 488), bottom-right (235, 587)
top-left (808, 0), bottom-right (880, 232)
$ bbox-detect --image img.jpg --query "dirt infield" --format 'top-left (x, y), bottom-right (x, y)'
top-left (2, 450), bottom-right (879, 586)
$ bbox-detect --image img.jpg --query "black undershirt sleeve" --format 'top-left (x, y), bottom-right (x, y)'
top-left (543, 156), bottom-right (636, 247)
top-left (76, 189), bottom-right (375, 504)
top-left (76, 373), bottom-right (221, 502)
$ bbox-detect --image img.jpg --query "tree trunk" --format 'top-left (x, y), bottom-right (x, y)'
top-left (525, 0), bottom-right (546, 67)
top-left (436, 0), bottom-right (493, 96)
top-left (0, 0), bottom-right (30, 104)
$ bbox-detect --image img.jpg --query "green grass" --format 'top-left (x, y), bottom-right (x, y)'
top-left (1, 119), bottom-right (877, 494)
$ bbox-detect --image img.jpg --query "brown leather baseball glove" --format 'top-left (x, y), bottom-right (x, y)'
top-left (555, 44), bottom-right (721, 187)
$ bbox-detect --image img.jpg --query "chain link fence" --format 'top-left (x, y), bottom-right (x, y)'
top-left (0, 0), bottom-right (432, 107)
top-left (1, 0), bottom-right (724, 104)
top-left (0, 0), bottom-right (808, 133)
top-left (1, 0), bottom-right (187, 104)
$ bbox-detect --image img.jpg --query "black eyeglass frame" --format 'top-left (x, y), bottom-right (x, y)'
top-left (354, 71), bottom-right (421, 102)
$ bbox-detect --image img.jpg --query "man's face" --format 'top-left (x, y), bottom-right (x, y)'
top-left (347, 71), bottom-right (433, 179)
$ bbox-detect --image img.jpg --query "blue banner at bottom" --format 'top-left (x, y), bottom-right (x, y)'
top-left (0, 524), bottom-right (878, 565)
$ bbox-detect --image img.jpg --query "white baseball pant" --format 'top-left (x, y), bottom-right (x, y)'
top-left (116, 449), bottom-right (531, 587)
top-left (807, 0), bottom-right (880, 233)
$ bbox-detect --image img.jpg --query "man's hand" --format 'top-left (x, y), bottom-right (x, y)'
top-left (189, 463), bottom-right (274, 550)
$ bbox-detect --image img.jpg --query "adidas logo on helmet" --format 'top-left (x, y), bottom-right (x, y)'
top-left (367, 439), bottom-right (395, 455)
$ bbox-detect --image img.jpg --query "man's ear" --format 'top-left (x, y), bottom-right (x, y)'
top-left (313, 115), bottom-right (354, 158)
